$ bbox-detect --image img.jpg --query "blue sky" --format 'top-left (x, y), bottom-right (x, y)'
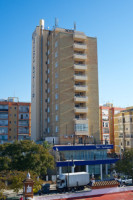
top-left (0, 0), bottom-right (133, 107)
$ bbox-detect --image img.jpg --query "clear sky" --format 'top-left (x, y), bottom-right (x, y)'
top-left (0, 0), bottom-right (133, 107)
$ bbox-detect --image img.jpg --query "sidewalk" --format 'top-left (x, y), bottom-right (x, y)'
top-left (33, 186), bottom-right (133, 200)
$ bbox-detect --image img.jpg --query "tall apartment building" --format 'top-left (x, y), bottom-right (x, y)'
top-left (99, 103), bottom-right (124, 151)
top-left (114, 107), bottom-right (133, 154)
top-left (0, 97), bottom-right (31, 143)
top-left (31, 19), bottom-right (99, 145)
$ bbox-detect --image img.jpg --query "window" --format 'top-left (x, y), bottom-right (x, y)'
top-left (48, 50), bottom-right (50, 55)
top-left (48, 68), bottom-right (50, 74)
top-left (47, 88), bottom-right (50, 93)
top-left (55, 83), bottom-right (58, 89)
top-left (55, 126), bottom-right (58, 133)
top-left (48, 41), bottom-right (49, 46)
top-left (55, 52), bottom-right (58, 58)
top-left (127, 141), bottom-right (130, 146)
top-left (55, 115), bottom-right (58, 121)
top-left (47, 117), bottom-right (50, 123)
top-left (75, 124), bottom-right (88, 132)
top-left (47, 107), bottom-right (50, 113)
top-left (48, 127), bottom-right (50, 133)
top-left (55, 62), bottom-right (58, 68)
top-left (55, 93), bottom-right (58, 100)
top-left (14, 114), bottom-right (16, 117)
top-left (48, 78), bottom-right (50, 83)
top-left (14, 121), bottom-right (16, 124)
top-left (10, 121), bottom-right (11, 124)
top-left (55, 41), bottom-right (58, 48)
top-left (47, 59), bottom-right (50, 64)
top-left (55, 104), bottom-right (58, 110)
top-left (14, 107), bottom-right (16, 109)
top-left (55, 72), bottom-right (58, 78)
top-left (48, 98), bottom-right (50, 103)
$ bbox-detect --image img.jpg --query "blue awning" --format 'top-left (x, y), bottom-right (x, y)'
top-left (56, 158), bottom-right (119, 167)
top-left (53, 144), bottom-right (113, 151)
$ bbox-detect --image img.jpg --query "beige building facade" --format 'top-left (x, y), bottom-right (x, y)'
top-left (114, 107), bottom-right (133, 154)
top-left (31, 19), bottom-right (99, 144)
top-left (99, 103), bottom-right (123, 152)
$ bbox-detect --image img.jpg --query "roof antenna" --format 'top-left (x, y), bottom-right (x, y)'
top-left (55, 18), bottom-right (58, 28)
top-left (74, 22), bottom-right (76, 31)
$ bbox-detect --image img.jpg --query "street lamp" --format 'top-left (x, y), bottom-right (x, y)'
top-left (118, 145), bottom-right (122, 159)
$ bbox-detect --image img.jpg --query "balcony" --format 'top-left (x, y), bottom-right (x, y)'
top-left (74, 118), bottom-right (88, 124)
top-left (18, 120), bottom-right (29, 127)
top-left (0, 114), bottom-right (8, 119)
top-left (19, 106), bottom-right (29, 113)
top-left (18, 127), bottom-right (29, 134)
top-left (74, 64), bottom-right (87, 71)
top-left (74, 107), bottom-right (88, 113)
top-left (0, 105), bottom-right (8, 111)
top-left (74, 74), bottom-right (88, 81)
top-left (74, 85), bottom-right (88, 92)
top-left (74, 53), bottom-right (87, 60)
top-left (73, 33), bottom-right (86, 40)
top-left (74, 96), bottom-right (88, 102)
top-left (73, 43), bottom-right (87, 50)
top-left (0, 120), bottom-right (8, 126)
top-left (75, 131), bottom-right (88, 136)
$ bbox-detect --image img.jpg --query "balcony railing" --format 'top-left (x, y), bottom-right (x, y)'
top-left (73, 33), bottom-right (86, 40)
top-left (74, 85), bottom-right (88, 91)
top-left (0, 105), bottom-right (8, 111)
top-left (74, 107), bottom-right (88, 113)
top-left (74, 64), bottom-right (87, 70)
top-left (73, 43), bottom-right (87, 50)
top-left (74, 118), bottom-right (88, 124)
top-left (19, 106), bottom-right (29, 113)
top-left (74, 74), bottom-right (88, 81)
top-left (75, 131), bottom-right (88, 136)
top-left (0, 115), bottom-right (8, 119)
top-left (74, 53), bottom-right (87, 60)
top-left (74, 96), bottom-right (88, 102)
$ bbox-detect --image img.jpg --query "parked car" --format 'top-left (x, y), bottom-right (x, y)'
top-left (121, 178), bottom-right (132, 185)
top-left (37, 183), bottom-right (50, 195)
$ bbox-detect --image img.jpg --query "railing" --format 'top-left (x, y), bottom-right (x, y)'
top-left (75, 96), bottom-right (87, 98)
top-left (74, 53), bottom-right (87, 60)
top-left (75, 107), bottom-right (88, 110)
top-left (18, 122), bottom-right (29, 126)
top-left (0, 115), bottom-right (8, 119)
top-left (74, 75), bottom-right (88, 81)
top-left (75, 118), bottom-right (88, 120)
top-left (73, 43), bottom-right (87, 50)
top-left (18, 131), bottom-right (29, 134)
top-left (73, 33), bottom-right (86, 40)
top-left (19, 117), bottom-right (29, 120)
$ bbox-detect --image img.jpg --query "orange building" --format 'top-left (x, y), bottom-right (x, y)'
top-left (99, 103), bottom-right (124, 151)
top-left (0, 97), bottom-right (31, 143)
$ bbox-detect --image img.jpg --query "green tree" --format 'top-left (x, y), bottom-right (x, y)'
top-left (0, 170), bottom-right (43, 194)
top-left (0, 140), bottom-right (54, 176)
top-left (115, 149), bottom-right (133, 184)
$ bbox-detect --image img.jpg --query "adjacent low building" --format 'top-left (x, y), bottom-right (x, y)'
top-left (53, 144), bottom-right (118, 179)
top-left (99, 103), bottom-right (124, 152)
top-left (0, 97), bottom-right (31, 143)
top-left (114, 106), bottom-right (133, 154)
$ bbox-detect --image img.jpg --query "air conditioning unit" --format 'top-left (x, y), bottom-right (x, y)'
top-left (64, 135), bottom-right (68, 138)
top-left (70, 135), bottom-right (74, 138)
top-left (68, 143), bottom-right (71, 145)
